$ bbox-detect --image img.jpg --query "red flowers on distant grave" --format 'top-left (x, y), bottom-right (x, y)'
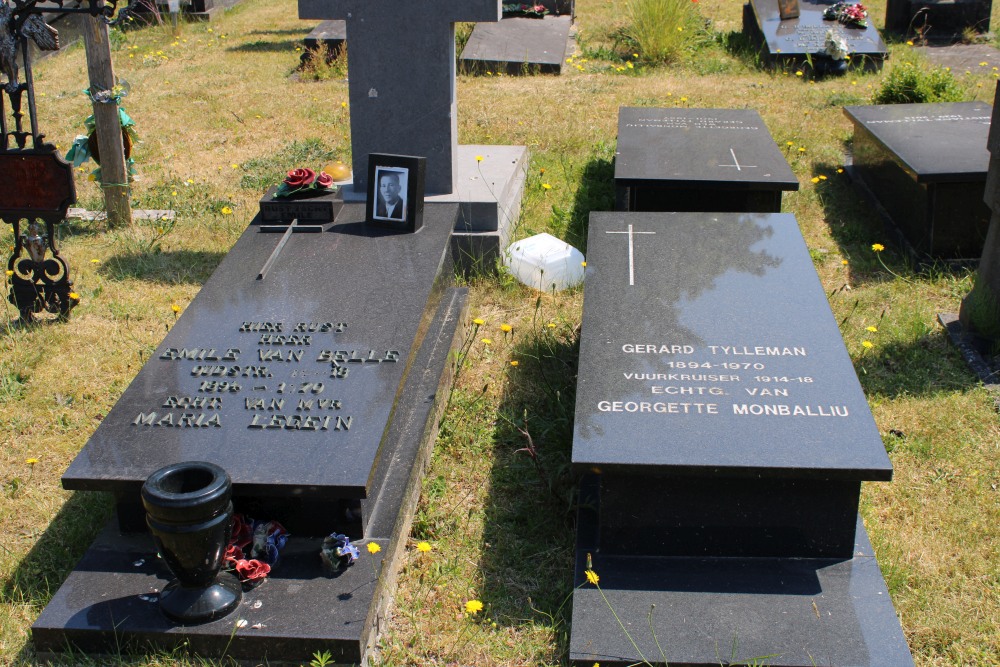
top-left (822, 2), bottom-right (868, 28)
top-left (501, 3), bottom-right (549, 18)
top-left (273, 167), bottom-right (337, 198)
top-left (224, 514), bottom-right (288, 586)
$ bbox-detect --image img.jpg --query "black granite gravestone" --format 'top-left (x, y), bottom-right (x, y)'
top-left (32, 203), bottom-right (469, 663)
top-left (460, 15), bottom-right (573, 75)
top-left (744, 0), bottom-right (887, 71)
top-left (570, 212), bottom-right (913, 666)
top-left (302, 19), bottom-right (347, 62)
top-left (845, 102), bottom-right (991, 260)
top-left (885, 0), bottom-right (991, 38)
top-left (614, 108), bottom-right (798, 213)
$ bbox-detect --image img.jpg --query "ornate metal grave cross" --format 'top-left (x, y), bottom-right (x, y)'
top-left (298, 0), bottom-right (501, 196)
top-left (1, 0), bottom-right (137, 321)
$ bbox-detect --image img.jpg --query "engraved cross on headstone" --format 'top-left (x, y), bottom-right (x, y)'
top-left (606, 224), bottom-right (655, 286)
top-left (298, 0), bottom-right (501, 196)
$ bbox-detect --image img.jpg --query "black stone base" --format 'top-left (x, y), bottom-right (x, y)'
top-left (32, 287), bottom-right (469, 664)
top-left (885, 0), bottom-right (992, 38)
top-left (615, 184), bottom-right (784, 213)
top-left (258, 184), bottom-right (344, 224)
top-left (570, 515), bottom-right (914, 667)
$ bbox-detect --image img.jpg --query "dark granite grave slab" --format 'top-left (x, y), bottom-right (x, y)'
top-left (574, 212), bottom-right (890, 481)
top-left (62, 203), bottom-right (457, 535)
top-left (259, 184), bottom-right (343, 224)
top-left (845, 102), bottom-right (991, 260)
top-left (460, 16), bottom-right (573, 75)
top-left (570, 513), bottom-right (915, 667)
top-left (614, 108), bottom-right (798, 212)
top-left (743, 0), bottom-right (887, 71)
top-left (886, 0), bottom-right (991, 38)
top-left (33, 286), bottom-right (469, 664)
top-left (303, 19), bottom-right (346, 57)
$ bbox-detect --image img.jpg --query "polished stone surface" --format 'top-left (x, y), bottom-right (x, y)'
top-left (744, 0), bottom-right (887, 67)
top-left (845, 102), bottom-right (991, 259)
top-left (460, 16), bottom-right (573, 74)
top-left (886, 0), bottom-right (992, 37)
top-left (570, 516), bottom-right (915, 667)
top-left (34, 286), bottom-right (468, 663)
top-left (845, 102), bottom-right (990, 182)
top-left (298, 0), bottom-right (501, 194)
top-left (63, 203), bottom-right (456, 506)
top-left (573, 212), bottom-right (892, 480)
top-left (614, 108), bottom-right (797, 212)
top-left (303, 19), bottom-right (346, 55)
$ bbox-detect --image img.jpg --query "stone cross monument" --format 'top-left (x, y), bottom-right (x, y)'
top-left (298, 0), bottom-right (501, 196)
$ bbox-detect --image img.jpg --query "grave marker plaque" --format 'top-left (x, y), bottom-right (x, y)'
top-left (614, 108), bottom-right (798, 212)
top-left (569, 212), bottom-right (912, 667)
top-left (743, 0), bottom-right (887, 70)
top-left (845, 102), bottom-right (991, 260)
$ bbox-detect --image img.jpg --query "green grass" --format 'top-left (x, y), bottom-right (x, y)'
top-left (2, 0), bottom-right (1000, 665)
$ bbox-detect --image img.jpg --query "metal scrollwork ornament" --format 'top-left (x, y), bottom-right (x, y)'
top-left (7, 220), bottom-right (78, 321)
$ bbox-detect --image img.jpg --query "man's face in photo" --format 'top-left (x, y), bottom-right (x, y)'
top-left (380, 173), bottom-right (401, 205)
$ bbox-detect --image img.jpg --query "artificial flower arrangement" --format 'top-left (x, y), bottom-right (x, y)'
top-left (224, 514), bottom-right (289, 586)
top-left (824, 30), bottom-right (850, 60)
top-left (822, 2), bottom-right (868, 28)
top-left (502, 3), bottom-right (549, 18)
top-left (273, 167), bottom-right (337, 198)
top-left (320, 532), bottom-right (360, 574)
top-left (64, 81), bottom-right (139, 182)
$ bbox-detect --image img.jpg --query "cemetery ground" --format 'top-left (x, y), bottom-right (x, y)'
top-left (1, 0), bottom-right (999, 664)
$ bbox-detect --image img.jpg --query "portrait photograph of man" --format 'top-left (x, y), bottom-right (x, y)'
top-left (373, 167), bottom-right (408, 223)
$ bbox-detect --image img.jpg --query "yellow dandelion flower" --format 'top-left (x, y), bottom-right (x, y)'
top-left (786, 141), bottom-right (794, 146)
top-left (841, 259), bottom-right (849, 265)
top-left (68, 292), bottom-right (80, 300)
top-left (367, 542), bottom-right (381, 554)
top-left (542, 183), bottom-right (552, 190)
top-left (862, 341), bottom-right (874, 349)
top-left (510, 360), bottom-right (519, 367)
top-left (626, 61), bottom-right (634, 69)
top-left (866, 326), bottom-right (878, 333)
top-left (473, 317), bottom-right (485, 326)
top-left (5, 269), bottom-right (12, 277)
top-left (221, 206), bottom-right (233, 215)
top-left (416, 541), bottom-right (432, 553)
top-left (500, 323), bottom-right (512, 333)
top-left (475, 155), bottom-right (484, 162)
top-left (581, 261), bottom-right (587, 267)
top-left (819, 175), bottom-right (827, 181)
top-left (810, 177), bottom-right (820, 184)
top-left (481, 338), bottom-right (492, 345)
top-left (547, 322), bottom-right (556, 328)
top-left (680, 96), bottom-right (688, 102)
top-left (795, 71), bottom-right (803, 77)
top-left (906, 40), bottom-right (913, 46)
top-left (798, 147), bottom-right (806, 153)
top-left (26, 458), bottom-right (38, 465)
top-left (91, 259), bottom-right (101, 264)
top-left (171, 304), bottom-right (182, 314)
top-left (231, 163), bottom-right (239, 169)
top-left (186, 179), bottom-right (194, 185)
top-left (837, 168), bottom-right (845, 174)
top-left (585, 569), bottom-right (599, 585)
top-left (171, 190), bottom-right (178, 196)
top-left (871, 243), bottom-right (885, 252)
top-left (980, 61), bottom-right (988, 66)
top-left (465, 599), bottom-right (484, 614)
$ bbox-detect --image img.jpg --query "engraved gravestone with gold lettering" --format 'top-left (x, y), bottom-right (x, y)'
top-left (569, 211), bottom-right (914, 667)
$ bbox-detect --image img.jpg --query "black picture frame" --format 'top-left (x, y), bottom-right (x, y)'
top-left (366, 154), bottom-right (426, 232)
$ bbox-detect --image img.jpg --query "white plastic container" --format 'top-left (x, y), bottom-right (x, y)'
top-left (503, 233), bottom-right (585, 292)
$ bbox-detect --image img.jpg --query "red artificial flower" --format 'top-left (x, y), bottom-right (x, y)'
top-left (231, 514), bottom-right (253, 549)
top-left (316, 171), bottom-right (334, 189)
top-left (224, 543), bottom-right (244, 565)
top-left (284, 168), bottom-right (316, 188)
top-left (234, 558), bottom-right (271, 581)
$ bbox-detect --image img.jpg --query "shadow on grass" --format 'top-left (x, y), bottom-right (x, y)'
top-left (853, 327), bottom-right (980, 398)
top-left (472, 323), bottom-right (580, 659)
top-left (100, 250), bottom-right (225, 285)
top-left (227, 40), bottom-right (301, 54)
top-left (566, 151), bottom-right (616, 254)
top-left (2, 491), bottom-right (113, 662)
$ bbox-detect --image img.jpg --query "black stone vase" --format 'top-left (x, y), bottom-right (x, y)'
top-left (141, 461), bottom-right (242, 624)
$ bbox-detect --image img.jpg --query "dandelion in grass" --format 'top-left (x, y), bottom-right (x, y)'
top-left (26, 458), bottom-right (38, 465)
top-left (795, 70), bottom-right (803, 77)
top-left (867, 325), bottom-right (878, 333)
top-left (547, 322), bottom-right (556, 329)
top-left (91, 259), bottom-right (101, 264)
top-left (581, 261), bottom-right (587, 267)
top-left (798, 147), bottom-right (806, 153)
top-left (69, 292), bottom-right (80, 301)
top-left (481, 338), bottom-right (492, 345)
top-left (862, 341), bottom-right (874, 349)
top-left (186, 179), bottom-right (194, 185)
top-left (473, 317), bottom-right (485, 326)
top-left (171, 304), bottom-right (182, 315)
top-left (811, 177), bottom-right (820, 184)
top-left (872, 243), bottom-right (884, 252)
top-left (5, 270), bottom-right (12, 277)
top-left (500, 323), bottom-right (512, 333)
top-left (679, 96), bottom-right (688, 102)
top-left (416, 541), bottom-right (432, 553)
top-left (842, 259), bottom-right (849, 266)
top-left (542, 183), bottom-right (552, 190)
top-left (475, 155), bottom-right (484, 162)
top-left (231, 163), bottom-right (239, 169)
top-left (367, 542), bottom-right (381, 555)
top-left (465, 599), bottom-right (484, 615)
top-left (585, 569), bottom-right (600, 585)
top-left (837, 168), bottom-right (845, 174)
top-left (510, 360), bottom-right (519, 367)
top-left (626, 61), bottom-right (634, 69)
top-left (906, 40), bottom-right (913, 46)
top-left (221, 206), bottom-right (233, 215)
top-left (819, 175), bottom-right (827, 181)
top-left (786, 141), bottom-right (794, 147)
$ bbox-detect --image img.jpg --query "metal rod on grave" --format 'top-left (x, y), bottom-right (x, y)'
top-left (82, 0), bottom-right (132, 228)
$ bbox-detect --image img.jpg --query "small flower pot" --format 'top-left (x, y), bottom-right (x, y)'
top-left (141, 461), bottom-right (242, 624)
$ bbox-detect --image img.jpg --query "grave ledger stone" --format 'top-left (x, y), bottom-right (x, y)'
top-left (885, 0), bottom-right (991, 39)
top-left (570, 212), bottom-right (913, 666)
top-left (744, 0), bottom-right (887, 71)
top-left (614, 107), bottom-right (798, 213)
top-left (845, 101), bottom-right (991, 260)
top-left (33, 202), bottom-right (469, 664)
